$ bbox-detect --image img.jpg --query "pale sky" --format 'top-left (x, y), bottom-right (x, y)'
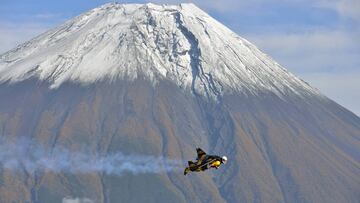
top-left (0, 0), bottom-right (359, 116)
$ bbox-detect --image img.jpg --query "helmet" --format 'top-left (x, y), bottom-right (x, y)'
top-left (222, 156), bottom-right (228, 164)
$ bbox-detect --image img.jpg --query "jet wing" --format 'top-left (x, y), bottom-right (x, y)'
top-left (196, 148), bottom-right (207, 161)
top-left (196, 156), bottom-right (218, 169)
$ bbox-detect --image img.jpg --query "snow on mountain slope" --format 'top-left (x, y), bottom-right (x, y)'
top-left (0, 3), bottom-right (319, 99)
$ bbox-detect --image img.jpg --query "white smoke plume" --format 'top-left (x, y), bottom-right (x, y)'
top-left (0, 138), bottom-right (183, 175)
top-left (62, 197), bottom-right (94, 203)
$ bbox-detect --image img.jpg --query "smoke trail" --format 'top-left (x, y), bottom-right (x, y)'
top-left (0, 138), bottom-right (183, 175)
top-left (62, 197), bottom-right (94, 203)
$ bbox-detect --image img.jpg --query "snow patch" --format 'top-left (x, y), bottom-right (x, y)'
top-left (0, 3), bottom-right (321, 99)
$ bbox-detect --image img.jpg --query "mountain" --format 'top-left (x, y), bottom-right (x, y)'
top-left (0, 3), bottom-right (359, 203)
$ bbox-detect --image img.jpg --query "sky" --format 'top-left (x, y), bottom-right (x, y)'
top-left (0, 0), bottom-right (359, 116)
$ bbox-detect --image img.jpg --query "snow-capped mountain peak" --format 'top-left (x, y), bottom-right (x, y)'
top-left (0, 3), bottom-right (319, 99)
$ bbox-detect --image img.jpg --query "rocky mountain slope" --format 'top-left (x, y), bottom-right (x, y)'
top-left (0, 3), bottom-right (359, 203)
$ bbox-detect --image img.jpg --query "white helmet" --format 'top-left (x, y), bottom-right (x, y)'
top-left (222, 156), bottom-right (228, 164)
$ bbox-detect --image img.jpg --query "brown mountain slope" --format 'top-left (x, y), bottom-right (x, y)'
top-left (0, 78), bottom-right (359, 203)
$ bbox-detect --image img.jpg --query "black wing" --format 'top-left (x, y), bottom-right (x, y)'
top-left (196, 148), bottom-right (207, 161)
